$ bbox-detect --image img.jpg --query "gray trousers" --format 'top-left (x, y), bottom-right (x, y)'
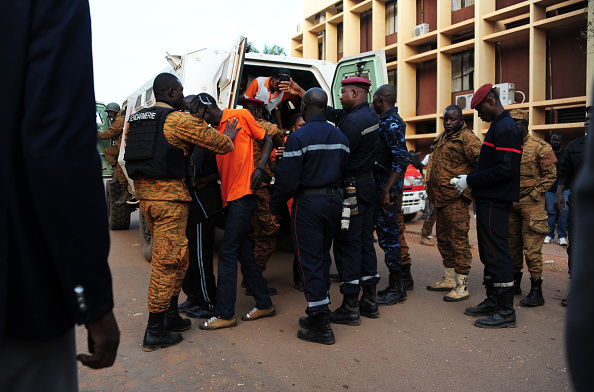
top-left (0, 328), bottom-right (78, 392)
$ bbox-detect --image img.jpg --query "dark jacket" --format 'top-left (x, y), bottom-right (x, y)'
top-left (1, 0), bottom-right (114, 343)
top-left (467, 111), bottom-right (523, 202)
top-left (325, 102), bottom-right (379, 177)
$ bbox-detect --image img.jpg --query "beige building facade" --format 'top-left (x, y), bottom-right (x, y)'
top-left (291, 0), bottom-right (592, 152)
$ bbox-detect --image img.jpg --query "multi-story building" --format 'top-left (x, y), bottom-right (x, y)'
top-left (291, 0), bottom-right (592, 152)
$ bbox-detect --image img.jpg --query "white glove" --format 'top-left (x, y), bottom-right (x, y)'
top-left (451, 174), bottom-right (468, 194)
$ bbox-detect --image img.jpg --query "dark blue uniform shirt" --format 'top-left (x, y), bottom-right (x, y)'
top-left (467, 110), bottom-right (523, 202)
top-left (376, 107), bottom-right (409, 176)
top-left (270, 115), bottom-right (350, 216)
top-left (325, 102), bottom-right (379, 177)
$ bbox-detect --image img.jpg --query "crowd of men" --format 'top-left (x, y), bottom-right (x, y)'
top-left (99, 70), bottom-right (588, 350)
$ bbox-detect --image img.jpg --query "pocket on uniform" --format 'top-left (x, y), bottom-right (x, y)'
top-left (529, 217), bottom-right (549, 235)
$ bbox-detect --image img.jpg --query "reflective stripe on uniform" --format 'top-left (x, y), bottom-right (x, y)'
top-left (283, 143), bottom-right (350, 158)
top-left (361, 274), bottom-right (380, 281)
top-left (308, 297), bottom-right (330, 308)
top-left (361, 124), bottom-right (379, 136)
top-left (340, 279), bottom-right (360, 286)
top-left (493, 281), bottom-right (515, 287)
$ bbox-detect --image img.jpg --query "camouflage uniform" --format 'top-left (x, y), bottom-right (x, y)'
top-left (427, 123), bottom-right (481, 275)
top-left (421, 154), bottom-right (436, 238)
top-left (397, 194), bottom-right (411, 265)
top-left (248, 119), bottom-right (285, 271)
top-left (509, 135), bottom-right (557, 280)
top-left (97, 111), bottom-right (127, 191)
top-left (133, 103), bottom-right (234, 313)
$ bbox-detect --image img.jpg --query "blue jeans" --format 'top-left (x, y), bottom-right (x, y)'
top-left (215, 195), bottom-right (271, 319)
top-left (545, 190), bottom-right (570, 238)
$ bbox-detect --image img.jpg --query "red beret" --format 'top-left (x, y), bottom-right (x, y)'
top-left (240, 97), bottom-right (265, 108)
top-left (341, 76), bottom-right (372, 90)
top-left (471, 83), bottom-right (493, 109)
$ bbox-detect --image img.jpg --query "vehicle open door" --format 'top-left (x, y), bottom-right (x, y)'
top-left (218, 37), bottom-right (247, 109)
top-left (330, 49), bottom-right (388, 108)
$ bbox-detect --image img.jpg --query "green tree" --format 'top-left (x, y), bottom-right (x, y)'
top-left (262, 43), bottom-right (286, 56)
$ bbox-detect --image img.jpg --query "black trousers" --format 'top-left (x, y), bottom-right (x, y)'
top-left (476, 200), bottom-right (514, 294)
top-left (182, 213), bottom-right (220, 311)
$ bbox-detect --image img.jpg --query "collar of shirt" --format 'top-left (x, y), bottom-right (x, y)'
top-left (155, 101), bottom-right (174, 109)
top-left (491, 110), bottom-right (511, 127)
top-left (349, 101), bottom-right (371, 114)
top-left (306, 114), bottom-right (327, 123)
top-left (380, 107), bottom-right (399, 121)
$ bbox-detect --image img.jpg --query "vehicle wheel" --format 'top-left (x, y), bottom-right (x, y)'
top-left (139, 209), bottom-right (152, 262)
top-left (403, 213), bottom-right (417, 222)
top-left (106, 179), bottom-right (131, 230)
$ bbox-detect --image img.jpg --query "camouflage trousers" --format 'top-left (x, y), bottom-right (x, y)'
top-left (509, 196), bottom-right (548, 279)
top-left (435, 197), bottom-right (472, 275)
top-left (421, 207), bottom-right (436, 237)
top-left (104, 144), bottom-right (128, 192)
top-left (248, 185), bottom-right (277, 272)
top-left (140, 200), bottom-right (190, 313)
top-left (397, 194), bottom-right (412, 265)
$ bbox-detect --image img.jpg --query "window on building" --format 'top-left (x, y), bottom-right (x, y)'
top-left (451, 0), bottom-right (475, 11)
top-left (314, 12), bottom-right (326, 25)
top-left (337, 23), bottom-right (343, 54)
top-left (388, 69), bottom-right (397, 102)
top-left (451, 50), bottom-right (474, 93)
top-left (385, 1), bottom-right (397, 35)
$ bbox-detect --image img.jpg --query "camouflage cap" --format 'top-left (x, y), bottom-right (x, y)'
top-left (509, 109), bottom-right (529, 122)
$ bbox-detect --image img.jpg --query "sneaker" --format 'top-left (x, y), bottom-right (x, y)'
top-left (559, 237), bottom-right (568, 246)
top-left (419, 236), bottom-right (435, 246)
top-left (178, 300), bottom-right (199, 312)
top-left (199, 315), bottom-right (237, 330)
top-left (241, 305), bottom-right (276, 321)
top-left (544, 236), bottom-right (553, 244)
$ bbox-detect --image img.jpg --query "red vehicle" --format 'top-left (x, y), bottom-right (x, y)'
top-left (402, 164), bottom-right (426, 221)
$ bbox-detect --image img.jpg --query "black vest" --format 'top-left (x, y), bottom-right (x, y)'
top-left (124, 107), bottom-right (186, 179)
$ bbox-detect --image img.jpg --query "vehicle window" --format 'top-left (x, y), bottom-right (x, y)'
top-left (135, 94), bottom-right (143, 109)
top-left (146, 88), bottom-right (154, 105)
top-left (96, 111), bottom-right (105, 125)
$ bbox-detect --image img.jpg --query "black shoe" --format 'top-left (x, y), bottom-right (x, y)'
top-left (376, 270), bottom-right (407, 306)
top-left (329, 293), bottom-right (361, 325)
top-left (143, 311), bottom-right (183, 352)
top-left (297, 313), bottom-right (335, 345)
top-left (475, 291), bottom-right (517, 329)
top-left (178, 300), bottom-right (199, 312)
top-left (464, 279), bottom-right (496, 316)
top-left (164, 296), bottom-right (192, 332)
top-left (520, 278), bottom-right (544, 306)
top-left (401, 263), bottom-right (414, 291)
top-left (186, 308), bottom-right (215, 319)
top-left (330, 273), bottom-right (341, 282)
top-left (299, 315), bottom-right (314, 329)
top-left (359, 284), bottom-right (380, 319)
top-left (513, 272), bottom-right (523, 296)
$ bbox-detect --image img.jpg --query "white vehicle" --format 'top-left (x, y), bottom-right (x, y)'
top-left (112, 38), bottom-right (390, 260)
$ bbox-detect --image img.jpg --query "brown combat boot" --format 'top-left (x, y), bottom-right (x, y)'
top-left (427, 267), bottom-right (456, 291)
top-left (444, 274), bottom-right (469, 302)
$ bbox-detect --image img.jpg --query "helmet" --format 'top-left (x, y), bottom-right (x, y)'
top-left (106, 102), bottom-right (121, 112)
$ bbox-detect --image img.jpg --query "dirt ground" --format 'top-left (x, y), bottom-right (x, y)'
top-left (77, 211), bottom-right (573, 391)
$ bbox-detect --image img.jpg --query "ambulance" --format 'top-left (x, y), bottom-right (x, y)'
top-left (105, 38), bottom-right (424, 259)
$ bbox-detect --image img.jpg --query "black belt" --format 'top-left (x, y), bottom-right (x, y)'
top-left (344, 171), bottom-right (373, 185)
top-left (298, 187), bottom-right (341, 198)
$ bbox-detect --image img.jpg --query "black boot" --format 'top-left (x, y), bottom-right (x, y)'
top-left (299, 315), bottom-right (314, 329)
top-left (465, 279), bottom-right (496, 316)
top-left (329, 293), bottom-right (361, 325)
top-left (376, 270), bottom-right (407, 306)
top-left (297, 313), bottom-right (335, 345)
top-left (513, 272), bottom-right (523, 295)
top-left (401, 263), bottom-right (414, 291)
top-left (475, 290), bottom-right (517, 328)
top-left (520, 278), bottom-right (545, 306)
top-left (143, 311), bottom-right (183, 352)
top-left (164, 296), bottom-right (192, 332)
top-left (359, 285), bottom-right (380, 319)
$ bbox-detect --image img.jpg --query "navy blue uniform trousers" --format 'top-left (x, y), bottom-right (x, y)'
top-left (333, 178), bottom-right (379, 294)
top-left (476, 199), bottom-right (514, 293)
top-left (292, 194), bottom-right (342, 315)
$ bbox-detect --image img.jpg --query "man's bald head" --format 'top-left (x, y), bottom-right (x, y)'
top-left (153, 72), bottom-right (184, 109)
top-left (301, 88), bottom-right (327, 121)
top-left (444, 104), bottom-right (463, 118)
top-left (376, 84), bottom-right (396, 107)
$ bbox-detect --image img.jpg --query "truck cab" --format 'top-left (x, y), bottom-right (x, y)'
top-left (402, 164), bottom-right (426, 221)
